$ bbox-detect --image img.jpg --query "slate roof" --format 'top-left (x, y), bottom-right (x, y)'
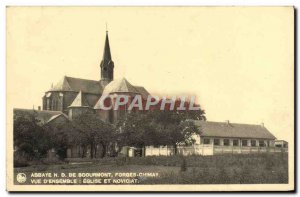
top-left (135, 86), bottom-right (150, 99)
top-left (50, 76), bottom-right (103, 95)
top-left (102, 78), bottom-right (141, 95)
top-left (194, 121), bottom-right (276, 140)
top-left (14, 108), bottom-right (68, 125)
top-left (82, 94), bottom-right (101, 108)
top-left (94, 78), bottom-right (150, 109)
top-left (69, 91), bottom-right (91, 108)
top-left (47, 114), bottom-right (64, 123)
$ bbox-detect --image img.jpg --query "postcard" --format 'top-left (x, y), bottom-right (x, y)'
top-left (6, 6), bottom-right (294, 192)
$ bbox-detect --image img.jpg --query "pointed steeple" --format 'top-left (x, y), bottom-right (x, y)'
top-left (100, 29), bottom-right (114, 84)
top-left (103, 31), bottom-right (112, 61)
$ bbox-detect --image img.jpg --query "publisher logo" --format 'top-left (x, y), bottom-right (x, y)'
top-left (16, 173), bottom-right (26, 183)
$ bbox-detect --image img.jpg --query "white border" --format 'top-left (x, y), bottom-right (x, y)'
top-left (1, 0), bottom-right (298, 196)
top-left (0, 0), bottom-right (298, 6)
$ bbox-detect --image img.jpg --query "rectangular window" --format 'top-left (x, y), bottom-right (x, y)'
top-left (251, 140), bottom-right (257, 147)
top-left (223, 139), bottom-right (230, 146)
top-left (233, 139), bottom-right (239, 146)
top-left (259, 140), bottom-right (265, 147)
top-left (214, 139), bottom-right (220, 146)
top-left (203, 138), bottom-right (210, 144)
top-left (275, 144), bottom-right (282, 148)
top-left (242, 140), bottom-right (248, 146)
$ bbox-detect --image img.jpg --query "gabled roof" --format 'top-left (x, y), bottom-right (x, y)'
top-left (50, 76), bottom-right (103, 95)
top-left (94, 78), bottom-right (151, 109)
top-left (46, 114), bottom-right (68, 124)
top-left (69, 91), bottom-right (90, 108)
top-left (194, 121), bottom-right (276, 140)
top-left (14, 108), bottom-right (68, 125)
top-left (135, 86), bottom-right (150, 99)
top-left (102, 78), bottom-right (140, 94)
top-left (51, 77), bottom-right (72, 91)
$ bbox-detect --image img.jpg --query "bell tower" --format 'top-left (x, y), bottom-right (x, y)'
top-left (100, 30), bottom-right (114, 86)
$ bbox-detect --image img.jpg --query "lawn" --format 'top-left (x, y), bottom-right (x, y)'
top-left (14, 153), bottom-right (288, 184)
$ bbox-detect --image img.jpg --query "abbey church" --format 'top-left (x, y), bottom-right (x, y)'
top-left (42, 31), bottom-right (150, 123)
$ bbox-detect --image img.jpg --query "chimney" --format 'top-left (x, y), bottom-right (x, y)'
top-left (226, 120), bottom-right (230, 125)
top-left (38, 106), bottom-right (41, 111)
top-left (261, 122), bottom-right (264, 127)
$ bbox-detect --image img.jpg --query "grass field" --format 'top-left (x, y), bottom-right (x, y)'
top-left (14, 153), bottom-right (288, 184)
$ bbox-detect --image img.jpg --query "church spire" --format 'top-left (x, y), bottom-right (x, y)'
top-left (100, 29), bottom-right (114, 84)
top-left (102, 31), bottom-right (112, 61)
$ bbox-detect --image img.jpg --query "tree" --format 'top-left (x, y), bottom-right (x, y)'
top-left (150, 110), bottom-right (201, 154)
top-left (13, 111), bottom-right (51, 160)
top-left (72, 113), bottom-right (115, 158)
top-left (44, 120), bottom-right (82, 159)
top-left (115, 111), bottom-right (164, 153)
top-left (178, 109), bottom-right (206, 121)
top-left (116, 109), bottom-right (205, 155)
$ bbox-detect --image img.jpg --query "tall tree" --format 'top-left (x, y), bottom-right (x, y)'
top-left (116, 109), bottom-right (205, 155)
top-left (116, 112), bottom-right (159, 151)
top-left (44, 120), bottom-right (82, 159)
top-left (72, 113), bottom-right (115, 158)
top-left (14, 111), bottom-right (51, 160)
top-left (150, 110), bottom-right (202, 154)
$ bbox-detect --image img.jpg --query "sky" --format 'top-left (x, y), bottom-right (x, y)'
top-left (7, 7), bottom-right (294, 142)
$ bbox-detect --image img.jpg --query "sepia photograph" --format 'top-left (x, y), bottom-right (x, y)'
top-left (6, 6), bottom-right (294, 191)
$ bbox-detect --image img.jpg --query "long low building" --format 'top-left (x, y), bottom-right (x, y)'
top-left (195, 120), bottom-right (276, 147)
top-left (145, 120), bottom-right (287, 156)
